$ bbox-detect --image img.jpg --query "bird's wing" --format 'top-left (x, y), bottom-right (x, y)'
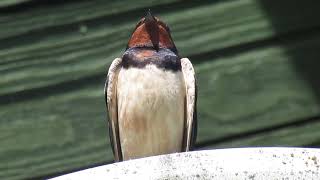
top-left (104, 58), bottom-right (123, 161)
top-left (181, 58), bottom-right (197, 151)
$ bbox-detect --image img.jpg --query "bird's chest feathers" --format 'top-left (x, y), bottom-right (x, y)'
top-left (117, 64), bottom-right (185, 113)
top-left (116, 65), bottom-right (185, 158)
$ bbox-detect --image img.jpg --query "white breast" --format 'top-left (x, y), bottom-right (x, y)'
top-left (117, 65), bottom-right (185, 160)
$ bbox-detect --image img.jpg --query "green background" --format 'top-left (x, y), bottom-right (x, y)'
top-left (1, 0), bottom-right (320, 179)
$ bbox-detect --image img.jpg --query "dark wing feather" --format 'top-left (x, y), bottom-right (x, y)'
top-left (104, 58), bottom-right (123, 161)
top-left (180, 58), bottom-right (197, 151)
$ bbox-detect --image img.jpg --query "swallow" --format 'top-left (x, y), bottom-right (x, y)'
top-left (104, 10), bottom-right (197, 162)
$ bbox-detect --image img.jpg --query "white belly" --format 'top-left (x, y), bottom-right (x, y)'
top-left (117, 65), bottom-right (185, 160)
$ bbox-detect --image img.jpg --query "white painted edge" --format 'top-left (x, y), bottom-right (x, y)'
top-left (50, 147), bottom-right (320, 180)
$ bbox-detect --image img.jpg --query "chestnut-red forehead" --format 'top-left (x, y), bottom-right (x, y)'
top-left (134, 17), bottom-right (170, 32)
top-left (128, 23), bottom-right (175, 48)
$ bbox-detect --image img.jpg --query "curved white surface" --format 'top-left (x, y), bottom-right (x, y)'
top-left (51, 148), bottom-right (320, 180)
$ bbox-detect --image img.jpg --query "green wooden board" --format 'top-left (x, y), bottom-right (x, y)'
top-left (1, 0), bottom-right (320, 179)
top-left (0, 0), bottom-right (32, 8)
top-left (197, 33), bottom-right (320, 140)
top-left (202, 120), bottom-right (320, 149)
top-left (0, 0), bottom-right (178, 39)
top-left (1, 0), bottom-right (320, 98)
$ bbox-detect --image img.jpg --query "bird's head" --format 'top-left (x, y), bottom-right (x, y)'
top-left (127, 10), bottom-right (177, 53)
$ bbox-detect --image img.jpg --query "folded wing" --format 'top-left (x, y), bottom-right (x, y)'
top-left (181, 58), bottom-right (197, 151)
top-left (104, 58), bottom-right (123, 161)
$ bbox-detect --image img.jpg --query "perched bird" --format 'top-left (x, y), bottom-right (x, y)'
top-left (104, 11), bottom-right (197, 162)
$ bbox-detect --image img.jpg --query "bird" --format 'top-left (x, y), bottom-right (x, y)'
top-left (104, 10), bottom-right (197, 162)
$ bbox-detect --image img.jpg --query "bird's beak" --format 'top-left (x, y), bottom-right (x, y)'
top-left (144, 10), bottom-right (160, 51)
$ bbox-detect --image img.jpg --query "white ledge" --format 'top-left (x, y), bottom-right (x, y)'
top-left (50, 147), bottom-right (320, 180)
